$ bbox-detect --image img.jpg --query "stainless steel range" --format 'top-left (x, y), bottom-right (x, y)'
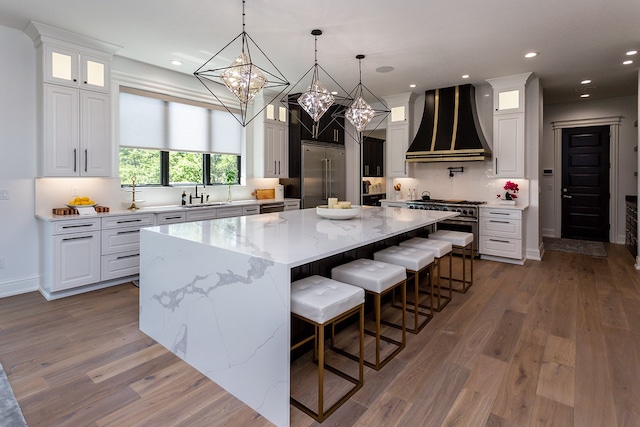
top-left (406, 199), bottom-right (486, 257)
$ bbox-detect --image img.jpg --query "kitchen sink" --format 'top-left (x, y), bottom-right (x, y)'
top-left (180, 202), bottom-right (229, 208)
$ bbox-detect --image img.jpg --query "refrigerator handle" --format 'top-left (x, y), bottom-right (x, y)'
top-left (328, 159), bottom-right (332, 197)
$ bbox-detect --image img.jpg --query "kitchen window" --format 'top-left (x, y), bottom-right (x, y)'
top-left (118, 87), bottom-right (243, 187)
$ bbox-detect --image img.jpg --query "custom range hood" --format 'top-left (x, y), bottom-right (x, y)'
top-left (406, 84), bottom-right (491, 162)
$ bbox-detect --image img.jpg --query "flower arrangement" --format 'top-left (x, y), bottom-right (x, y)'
top-left (497, 180), bottom-right (519, 200)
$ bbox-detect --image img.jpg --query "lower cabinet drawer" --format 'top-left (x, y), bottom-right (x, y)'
top-left (101, 251), bottom-right (140, 280)
top-left (480, 236), bottom-right (523, 259)
top-left (101, 226), bottom-right (141, 254)
top-left (156, 212), bottom-right (186, 224)
top-left (480, 217), bottom-right (522, 239)
top-left (217, 207), bottom-right (243, 218)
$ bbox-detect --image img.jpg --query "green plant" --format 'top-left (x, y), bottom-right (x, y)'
top-left (224, 167), bottom-right (238, 185)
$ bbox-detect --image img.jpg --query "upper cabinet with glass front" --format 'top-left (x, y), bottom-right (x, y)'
top-left (44, 45), bottom-right (110, 92)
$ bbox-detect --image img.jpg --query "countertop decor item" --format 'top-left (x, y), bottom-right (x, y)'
top-left (316, 205), bottom-right (362, 220)
top-left (225, 167), bottom-right (238, 202)
top-left (498, 180), bottom-right (519, 204)
top-left (193, 0), bottom-right (289, 127)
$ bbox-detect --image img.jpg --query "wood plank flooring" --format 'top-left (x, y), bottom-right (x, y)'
top-left (1, 243), bottom-right (640, 426)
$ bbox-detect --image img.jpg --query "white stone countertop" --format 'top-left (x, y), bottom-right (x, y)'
top-left (145, 206), bottom-right (458, 268)
top-left (35, 198), bottom-right (300, 221)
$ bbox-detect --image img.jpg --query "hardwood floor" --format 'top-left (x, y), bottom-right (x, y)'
top-left (1, 244), bottom-right (640, 426)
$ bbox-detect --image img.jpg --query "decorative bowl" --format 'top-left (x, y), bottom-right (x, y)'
top-left (316, 205), bottom-right (362, 220)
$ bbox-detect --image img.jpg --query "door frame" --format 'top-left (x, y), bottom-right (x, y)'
top-left (552, 116), bottom-right (622, 242)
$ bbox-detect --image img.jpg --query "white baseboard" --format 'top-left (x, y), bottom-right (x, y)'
top-left (0, 275), bottom-right (40, 298)
top-left (39, 276), bottom-right (137, 300)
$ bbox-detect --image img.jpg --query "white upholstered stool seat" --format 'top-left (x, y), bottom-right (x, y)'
top-left (332, 259), bottom-right (407, 370)
top-left (373, 246), bottom-right (435, 333)
top-left (399, 237), bottom-right (453, 311)
top-left (290, 276), bottom-right (365, 422)
top-left (429, 230), bottom-right (474, 293)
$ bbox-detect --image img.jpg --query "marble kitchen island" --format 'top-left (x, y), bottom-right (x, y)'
top-left (139, 206), bottom-right (457, 426)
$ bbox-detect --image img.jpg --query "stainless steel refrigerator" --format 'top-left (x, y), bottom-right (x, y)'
top-left (301, 143), bottom-right (346, 208)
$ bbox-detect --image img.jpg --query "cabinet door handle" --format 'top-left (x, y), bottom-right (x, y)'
top-left (274, 161), bottom-right (276, 173)
top-left (365, 165), bottom-right (369, 175)
top-left (73, 149), bottom-right (77, 172)
top-left (377, 166), bottom-right (380, 176)
top-left (116, 254), bottom-right (139, 260)
top-left (278, 160), bottom-right (281, 175)
top-left (488, 238), bottom-right (510, 243)
top-left (62, 235), bottom-right (93, 242)
top-left (495, 158), bottom-right (498, 174)
top-left (117, 230), bottom-right (140, 235)
top-left (84, 149), bottom-right (88, 172)
top-left (489, 220), bottom-right (510, 224)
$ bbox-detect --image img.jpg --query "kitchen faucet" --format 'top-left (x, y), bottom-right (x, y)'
top-left (190, 183), bottom-right (205, 204)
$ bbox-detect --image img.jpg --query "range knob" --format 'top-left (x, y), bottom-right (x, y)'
top-left (462, 209), bottom-right (468, 215)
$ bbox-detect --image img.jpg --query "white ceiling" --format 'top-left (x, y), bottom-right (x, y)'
top-left (1, 0), bottom-right (639, 104)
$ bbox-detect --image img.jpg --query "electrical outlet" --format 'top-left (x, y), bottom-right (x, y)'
top-left (71, 187), bottom-right (79, 196)
top-left (0, 258), bottom-right (5, 269)
top-left (0, 189), bottom-right (8, 200)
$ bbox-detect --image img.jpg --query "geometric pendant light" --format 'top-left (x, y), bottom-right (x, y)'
top-left (194, 0), bottom-right (289, 127)
top-left (338, 54), bottom-right (390, 142)
top-left (282, 29), bottom-right (352, 138)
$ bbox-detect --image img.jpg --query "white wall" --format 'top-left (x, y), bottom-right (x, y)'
top-left (0, 25), bottom-right (40, 297)
top-left (542, 95), bottom-right (638, 242)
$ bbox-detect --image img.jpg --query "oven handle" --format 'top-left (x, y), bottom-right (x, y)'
top-left (440, 218), bottom-right (478, 225)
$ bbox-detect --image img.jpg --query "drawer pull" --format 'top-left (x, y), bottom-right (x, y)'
top-left (488, 211), bottom-right (510, 215)
top-left (116, 219), bottom-right (143, 224)
top-left (489, 238), bottom-right (510, 243)
top-left (164, 216), bottom-right (182, 220)
top-left (62, 223), bottom-right (93, 229)
top-left (62, 235), bottom-right (93, 241)
top-left (116, 254), bottom-right (139, 260)
top-left (489, 220), bottom-right (510, 224)
top-left (117, 230), bottom-right (140, 235)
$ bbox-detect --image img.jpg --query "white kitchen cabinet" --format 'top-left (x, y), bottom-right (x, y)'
top-left (100, 213), bottom-right (154, 281)
top-left (283, 200), bottom-right (300, 211)
top-left (186, 208), bottom-right (218, 222)
top-left (26, 22), bottom-right (119, 178)
top-left (264, 121), bottom-right (288, 178)
top-left (43, 85), bottom-right (111, 176)
top-left (44, 44), bottom-right (111, 93)
top-left (479, 207), bottom-right (524, 262)
top-left (156, 212), bottom-right (186, 225)
top-left (49, 218), bottom-right (101, 292)
top-left (217, 206), bottom-right (244, 218)
top-left (383, 92), bottom-right (417, 178)
top-left (487, 73), bottom-right (531, 178)
top-left (492, 113), bottom-right (524, 177)
top-left (243, 205), bottom-right (260, 215)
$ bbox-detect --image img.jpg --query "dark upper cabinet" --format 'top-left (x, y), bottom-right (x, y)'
top-left (362, 136), bottom-right (384, 177)
top-left (288, 99), bottom-right (344, 144)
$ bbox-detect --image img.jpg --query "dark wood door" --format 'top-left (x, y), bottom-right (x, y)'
top-left (561, 125), bottom-right (610, 241)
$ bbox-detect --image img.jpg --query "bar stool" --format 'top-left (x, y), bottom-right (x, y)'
top-left (428, 230), bottom-right (474, 293)
top-left (331, 259), bottom-right (407, 371)
top-left (373, 246), bottom-right (435, 334)
top-left (399, 237), bottom-right (453, 312)
top-left (290, 275), bottom-right (365, 422)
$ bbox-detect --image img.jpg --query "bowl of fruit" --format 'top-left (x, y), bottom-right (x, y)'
top-left (67, 196), bottom-right (96, 209)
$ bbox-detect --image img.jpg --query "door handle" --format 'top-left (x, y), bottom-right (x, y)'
top-left (563, 195), bottom-right (573, 199)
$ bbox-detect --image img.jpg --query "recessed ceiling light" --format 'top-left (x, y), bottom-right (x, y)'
top-left (580, 94), bottom-right (590, 98)
top-left (626, 50), bottom-right (638, 56)
top-left (580, 79), bottom-right (591, 85)
top-left (524, 52), bottom-right (538, 58)
top-left (376, 66), bottom-right (395, 73)
top-left (409, 84), bottom-right (416, 88)
top-left (170, 60), bottom-right (183, 66)
top-left (623, 60), bottom-right (634, 65)
top-left (462, 74), bottom-right (470, 79)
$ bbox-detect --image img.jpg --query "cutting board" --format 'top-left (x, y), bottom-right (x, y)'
top-left (255, 189), bottom-right (275, 200)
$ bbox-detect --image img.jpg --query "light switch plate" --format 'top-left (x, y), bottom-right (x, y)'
top-left (0, 189), bottom-right (8, 200)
